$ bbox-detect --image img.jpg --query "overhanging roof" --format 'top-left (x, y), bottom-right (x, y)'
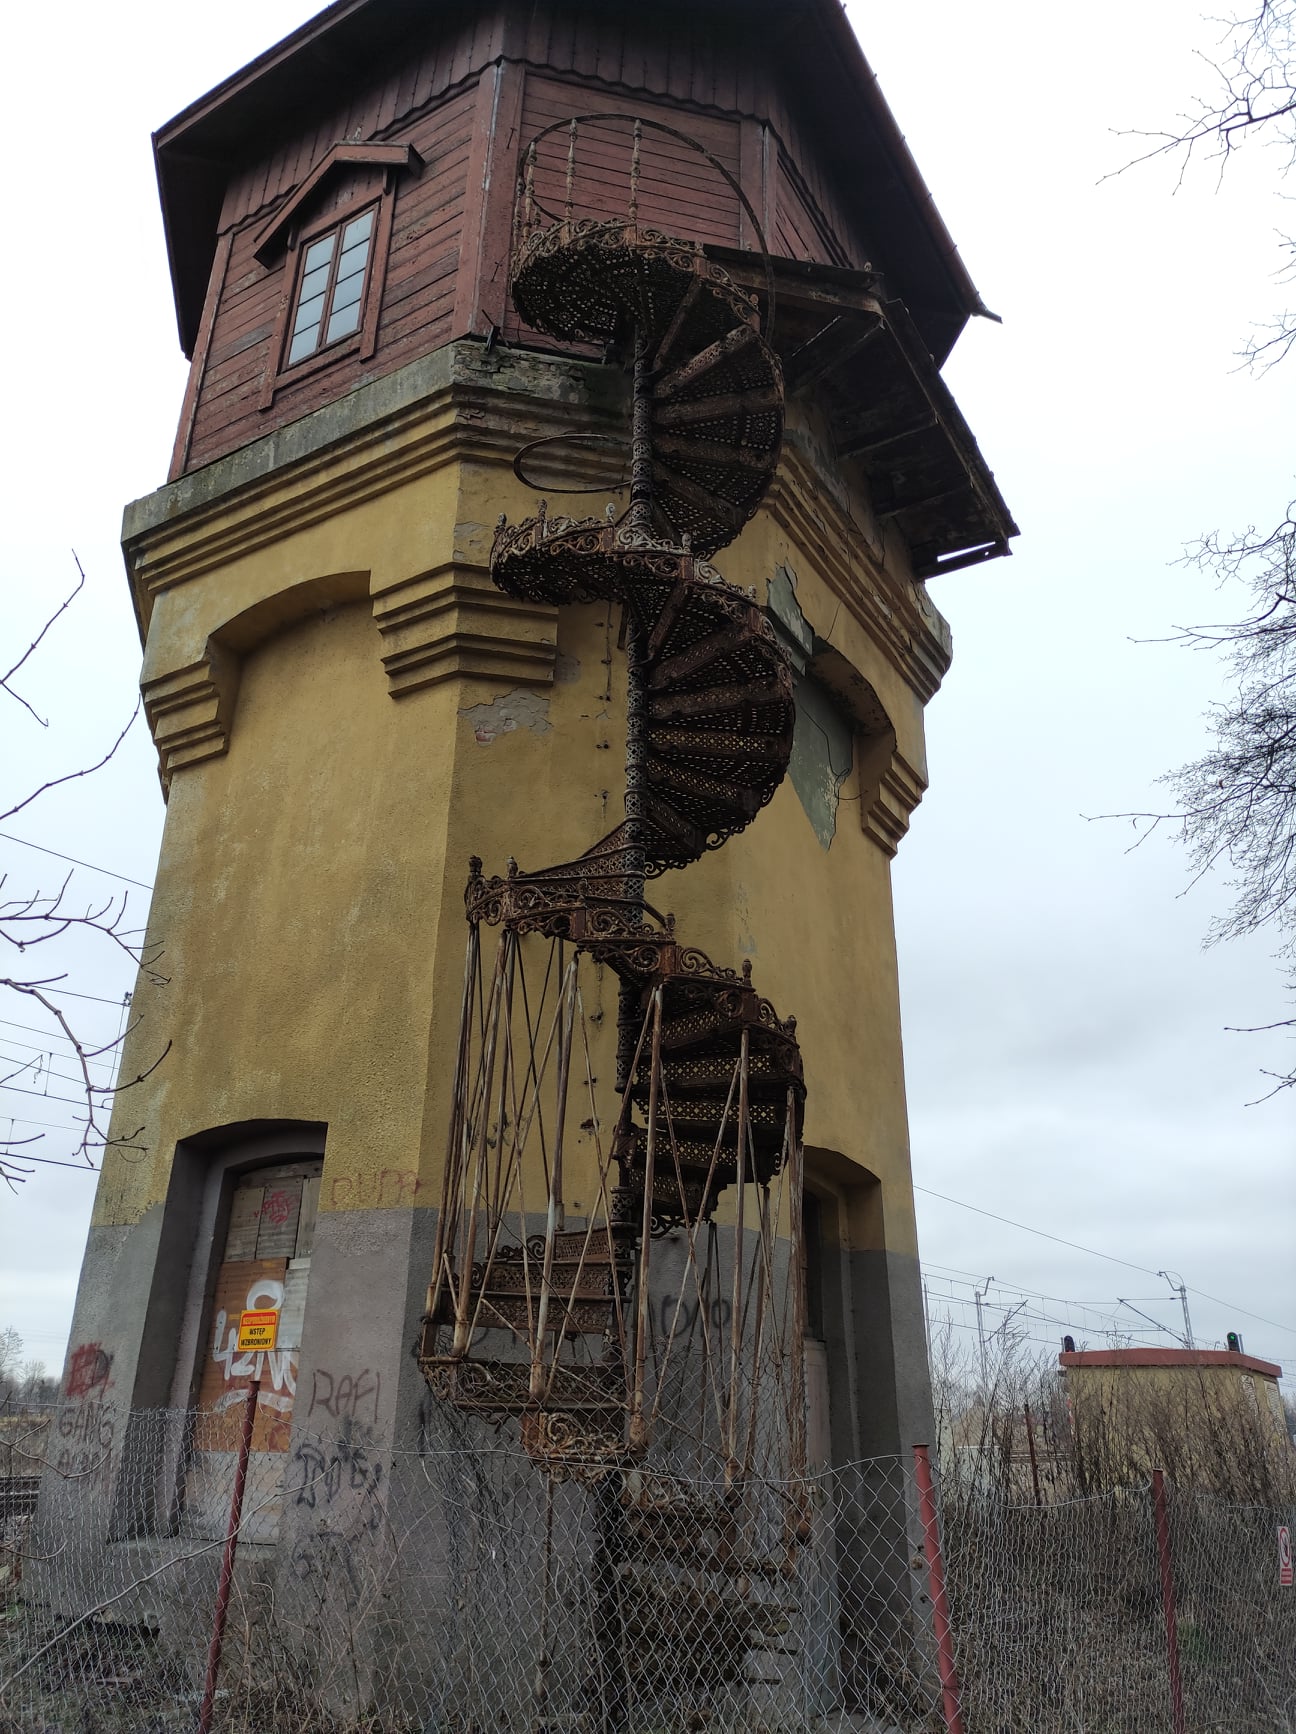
top-left (1061, 1348), bottom-right (1284, 1380)
top-left (154, 0), bottom-right (995, 361)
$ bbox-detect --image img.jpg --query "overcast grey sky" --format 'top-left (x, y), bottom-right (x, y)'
top-left (0, 0), bottom-right (1291, 1388)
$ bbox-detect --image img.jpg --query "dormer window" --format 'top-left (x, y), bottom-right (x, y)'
top-left (253, 142), bottom-right (421, 411)
top-left (286, 207), bottom-right (377, 366)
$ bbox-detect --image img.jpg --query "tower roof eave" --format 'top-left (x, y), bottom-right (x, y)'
top-left (153, 0), bottom-right (991, 361)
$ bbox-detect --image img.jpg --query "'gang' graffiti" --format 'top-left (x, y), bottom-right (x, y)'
top-left (55, 1395), bottom-right (117, 1489)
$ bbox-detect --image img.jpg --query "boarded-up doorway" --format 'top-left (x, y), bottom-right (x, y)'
top-left (182, 1160), bottom-right (321, 1540)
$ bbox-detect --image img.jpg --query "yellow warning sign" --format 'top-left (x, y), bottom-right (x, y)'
top-left (237, 1309), bottom-right (279, 1352)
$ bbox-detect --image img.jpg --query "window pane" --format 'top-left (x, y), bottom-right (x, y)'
top-left (288, 324), bottom-right (321, 364)
top-left (335, 237), bottom-right (370, 283)
top-left (302, 234), bottom-right (336, 274)
top-left (342, 209), bottom-right (375, 249)
top-left (330, 270), bottom-right (365, 316)
top-left (298, 261), bottom-right (332, 304)
top-left (325, 299), bottom-right (362, 345)
top-left (291, 290), bottom-right (327, 337)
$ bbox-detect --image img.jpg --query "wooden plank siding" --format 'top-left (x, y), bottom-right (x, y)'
top-left (184, 84), bottom-right (478, 472)
top-left (775, 149), bottom-right (855, 270)
top-left (175, 2), bottom-right (874, 475)
top-left (504, 75), bottom-right (743, 347)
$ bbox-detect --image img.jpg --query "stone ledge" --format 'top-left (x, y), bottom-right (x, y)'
top-left (141, 642), bottom-right (240, 788)
top-left (373, 564), bottom-right (557, 697)
top-left (861, 746), bottom-right (927, 858)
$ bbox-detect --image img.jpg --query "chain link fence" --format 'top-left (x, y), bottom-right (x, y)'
top-left (1, 1404), bottom-right (1293, 1732)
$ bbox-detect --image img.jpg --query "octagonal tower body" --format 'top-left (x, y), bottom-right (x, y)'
top-left (51, 0), bottom-right (1014, 1708)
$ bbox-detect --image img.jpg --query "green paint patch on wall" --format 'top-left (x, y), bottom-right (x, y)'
top-left (789, 672), bottom-right (853, 849)
top-left (767, 564), bottom-right (853, 849)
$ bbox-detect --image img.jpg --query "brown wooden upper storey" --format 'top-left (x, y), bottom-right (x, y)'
top-left (155, 0), bottom-right (1016, 573)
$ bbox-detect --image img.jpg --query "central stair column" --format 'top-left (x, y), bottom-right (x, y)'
top-left (616, 329), bottom-right (655, 1097)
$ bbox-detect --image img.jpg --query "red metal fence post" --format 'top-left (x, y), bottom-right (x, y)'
top-left (913, 1443), bottom-right (965, 1734)
top-left (1151, 1468), bottom-right (1187, 1734)
top-left (197, 1378), bottom-right (260, 1734)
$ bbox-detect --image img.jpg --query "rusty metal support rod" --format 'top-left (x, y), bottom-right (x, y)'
top-left (726, 1027), bottom-right (750, 1480)
top-left (197, 1377), bottom-right (260, 1734)
top-left (913, 1442), bottom-right (965, 1734)
top-left (629, 987), bottom-right (664, 1454)
top-left (533, 959), bottom-right (579, 1399)
top-left (615, 325), bottom-right (654, 1098)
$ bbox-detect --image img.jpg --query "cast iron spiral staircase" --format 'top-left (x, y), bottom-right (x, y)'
top-left (420, 119), bottom-right (807, 1486)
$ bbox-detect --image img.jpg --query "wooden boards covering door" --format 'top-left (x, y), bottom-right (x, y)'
top-left (183, 1160), bottom-right (322, 1540)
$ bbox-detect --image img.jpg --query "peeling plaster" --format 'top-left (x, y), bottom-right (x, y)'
top-left (766, 564), bottom-right (813, 673)
top-left (452, 520), bottom-right (491, 560)
top-left (766, 565), bottom-right (853, 849)
top-left (789, 674), bottom-right (853, 850)
top-left (460, 689), bottom-right (552, 743)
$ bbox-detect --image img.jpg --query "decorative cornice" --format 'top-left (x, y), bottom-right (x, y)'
top-left (372, 563), bottom-right (557, 696)
top-left (860, 745), bottom-right (928, 859)
top-left (141, 640), bottom-right (240, 788)
top-left (123, 343), bottom-right (951, 797)
top-left (121, 347), bottom-right (625, 624)
top-left (760, 450), bottom-right (952, 706)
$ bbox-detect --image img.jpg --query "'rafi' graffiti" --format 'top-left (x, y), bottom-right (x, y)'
top-left (307, 1367), bottom-right (381, 1426)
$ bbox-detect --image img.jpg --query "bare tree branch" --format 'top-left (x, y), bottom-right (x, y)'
top-left (0, 699), bottom-right (140, 825)
top-left (0, 554), bottom-right (86, 727)
top-left (0, 568), bottom-right (168, 1189)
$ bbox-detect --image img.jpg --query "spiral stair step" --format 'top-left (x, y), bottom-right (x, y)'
top-left (618, 1130), bottom-right (786, 1190)
top-left (646, 678), bottom-right (791, 723)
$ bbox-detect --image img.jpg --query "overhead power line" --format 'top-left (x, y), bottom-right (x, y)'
top-left (1179, 1287), bottom-right (1296, 1339)
top-left (914, 1183), bottom-right (1296, 1339)
top-left (0, 829), bottom-right (154, 891)
top-left (914, 1184), bottom-right (1160, 1277)
top-left (0, 1018), bottom-right (115, 1049)
top-left (3, 1111), bottom-right (87, 1134)
top-left (27, 986), bottom-right (134, 1008)
top-left (1, 1151), bottom-right (101, 1174)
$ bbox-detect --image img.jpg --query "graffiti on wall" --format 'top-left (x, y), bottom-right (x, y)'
top-left (195, 1259), bottom-right (299, 1454)
top-left (54, 1343), bottom-right (117, 1494)
top-left (209, 1276), bottom-right (298, 1415)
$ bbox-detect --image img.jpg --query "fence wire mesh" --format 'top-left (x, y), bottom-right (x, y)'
top-left (1, 1405), bottom-right (1293, 1733)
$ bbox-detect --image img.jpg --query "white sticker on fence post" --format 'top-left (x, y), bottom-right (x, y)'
top-left (1279, 1525), bottom-right (1293, 1588)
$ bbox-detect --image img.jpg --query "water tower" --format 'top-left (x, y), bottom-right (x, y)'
top-left (52, 0), bottom-right (1014, 1717)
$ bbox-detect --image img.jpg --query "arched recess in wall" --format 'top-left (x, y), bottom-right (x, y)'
top-left (765, 569), bottom-right (905, 852)
top-left (214, 570), bottom-right (372, 660)
top-left (803, 1144), bottom-right (935, 1465)
top-left (802, 1146), bottom-right (919, 1469)
top-left (146, 572), bottom-right (373, 789)
top-left (119, 1120), bottom-right (326, 1543)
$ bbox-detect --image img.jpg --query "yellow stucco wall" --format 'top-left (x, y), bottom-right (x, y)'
top-left (100, 342), bottom-right (949, 1276)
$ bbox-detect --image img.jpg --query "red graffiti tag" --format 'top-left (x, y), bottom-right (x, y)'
top-left (65, 1342), bottom-right (112, 1399)
top-left (260, 1188), bottom-right (293, 1227)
